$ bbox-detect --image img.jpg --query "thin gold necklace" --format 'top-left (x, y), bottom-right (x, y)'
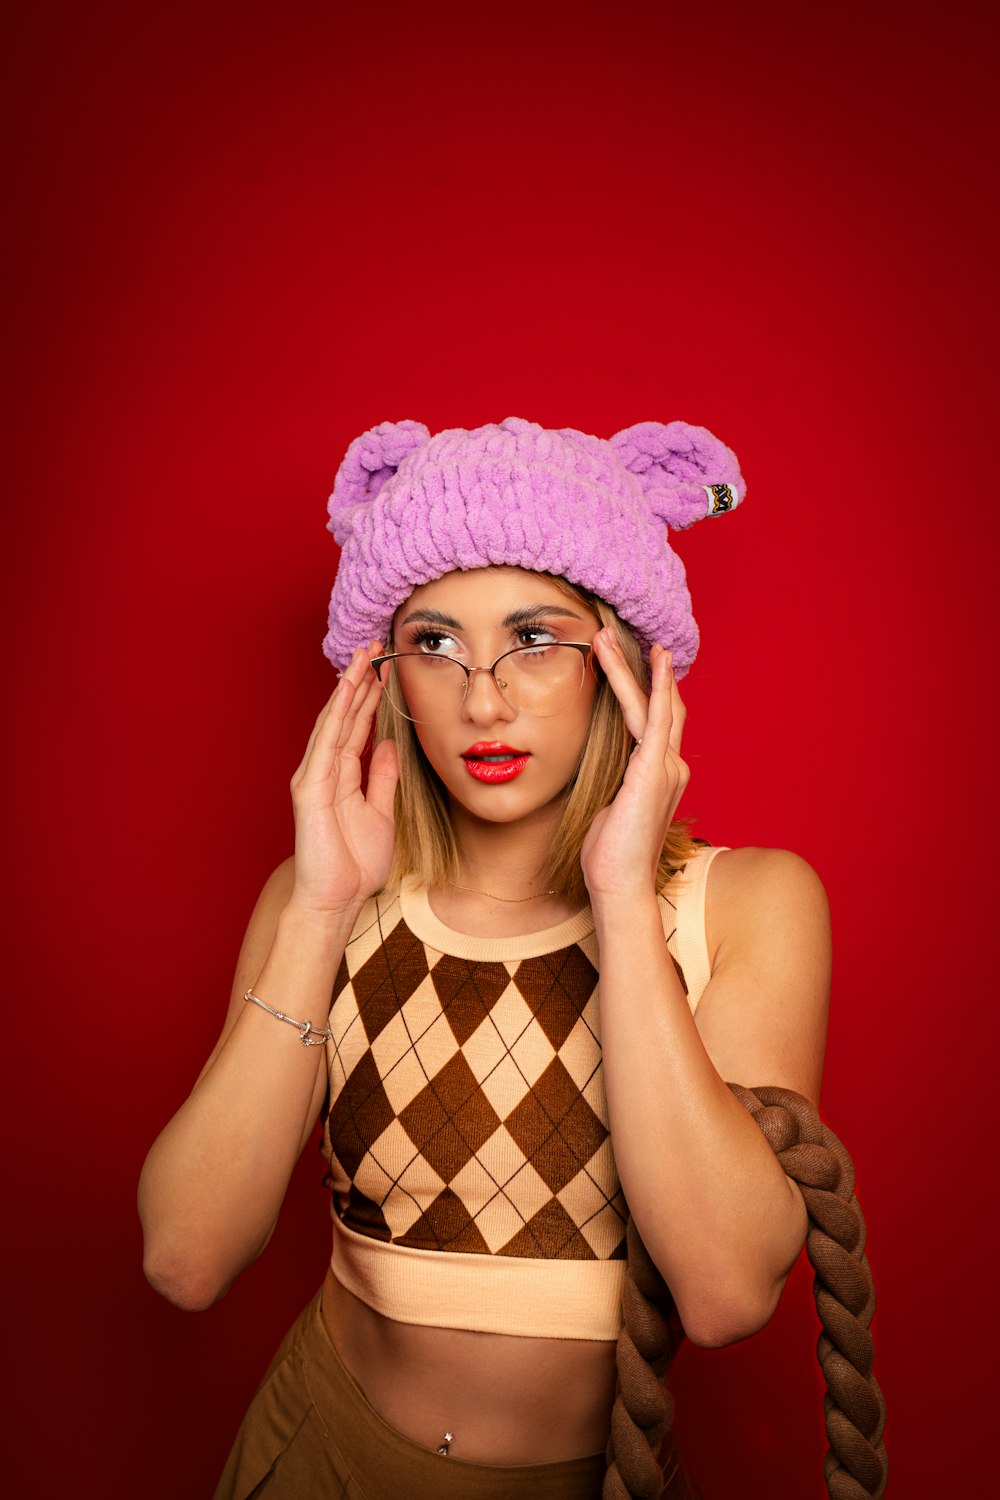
top-left (447, 880), bottom-right (557, 904)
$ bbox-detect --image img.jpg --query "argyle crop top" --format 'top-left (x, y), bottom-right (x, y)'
top-left (319, 844), bottom-right (727, 1340)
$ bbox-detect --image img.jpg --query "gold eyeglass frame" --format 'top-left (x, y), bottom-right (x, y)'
top-left (369, 641), bottom-right (594, 722)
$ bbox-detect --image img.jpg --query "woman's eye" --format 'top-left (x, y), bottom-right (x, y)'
top-left (413, 630), bottom-right (458, 655)
top-left (516, 627), bottom-right (557, 650)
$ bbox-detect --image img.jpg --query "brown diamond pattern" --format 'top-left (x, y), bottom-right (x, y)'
top-left (327, 1049), bottom-right (396, 1181)
top-left (514, 947), bottom-right (599, 1050)
top-left (351, 918), bottom-right (430, 1044)
top-left (405, 1188), bottom-right (493, 1254)
top-left (506, 1056), bottom-right (609, 1196)
top-left (432, 952), bottom-right (510, 1044)
top-left (340, 1187), bottom-right (392, 1243)
top-left (322, 894), bottom-right (627, 1263)
top-left (399, 1053), bottom-right (502, 1184)
top-left (500, 1199), bottom-right (596, 1260)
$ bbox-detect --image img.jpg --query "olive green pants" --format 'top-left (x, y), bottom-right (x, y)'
top-left (214, 1270), bottom-right (696, 1499)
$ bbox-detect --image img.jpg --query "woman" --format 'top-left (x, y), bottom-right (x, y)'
top-left (139, 417), bottom-right (830, 1500)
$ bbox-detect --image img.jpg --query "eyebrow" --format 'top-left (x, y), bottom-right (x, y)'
top-left (502, 604), bottom-right (585, 628)
top-left (397, 604), bottom-right (585, 630)
top-left (397, 608), bottom-right (463, 629)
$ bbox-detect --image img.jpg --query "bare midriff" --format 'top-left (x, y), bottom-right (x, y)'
top-left (322, 1272), bottom-right (615, 1465)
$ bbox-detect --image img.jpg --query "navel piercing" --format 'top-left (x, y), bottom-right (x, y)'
top-left (436, 1431), bottom-right (454, 1456)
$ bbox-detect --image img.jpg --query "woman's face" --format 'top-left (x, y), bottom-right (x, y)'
top-left (389, 567), bottom-right (601, 827)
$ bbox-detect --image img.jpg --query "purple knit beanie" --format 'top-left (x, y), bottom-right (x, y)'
top-left (323, 416), bottom-right (744, 678)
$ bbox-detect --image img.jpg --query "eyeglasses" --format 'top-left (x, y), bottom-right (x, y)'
top-left (370, 642), bottom-right (593, 725)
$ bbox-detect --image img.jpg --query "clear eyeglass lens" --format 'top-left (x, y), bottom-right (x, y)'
top-left (384, 645), bottom-right (586, 724)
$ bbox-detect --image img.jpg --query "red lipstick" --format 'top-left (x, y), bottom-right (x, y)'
top-left (461, 742), bottom-right (530, 784)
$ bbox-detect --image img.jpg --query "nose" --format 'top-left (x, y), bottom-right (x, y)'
top-left (460, 666), bottom-right (517, 726)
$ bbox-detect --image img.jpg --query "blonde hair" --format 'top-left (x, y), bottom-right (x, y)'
top-left (375, 578), bottom-right (697, 903)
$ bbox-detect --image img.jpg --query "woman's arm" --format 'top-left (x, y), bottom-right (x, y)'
top-left (138, 866), bottom-right (355, 1311)
top-left (594, 849), bottom-right (829, 1348)
top-left (138, 647), bottom-right (398, 1311)
top-left (583, 633), bottom-right (830, 1348)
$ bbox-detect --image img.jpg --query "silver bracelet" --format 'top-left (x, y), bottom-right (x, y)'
top-left (243, 989), bottom-right (333, 1047)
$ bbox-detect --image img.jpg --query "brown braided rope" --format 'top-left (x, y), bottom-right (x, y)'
top-left (603, 1085), bottom-right (887, 1500)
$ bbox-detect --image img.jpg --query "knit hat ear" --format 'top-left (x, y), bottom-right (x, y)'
top-left (609, 420), bottom-right (745, 531)
top-left (328, 420), bottom-right (431, 544)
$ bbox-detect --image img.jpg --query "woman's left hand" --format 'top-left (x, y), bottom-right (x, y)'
top-left (579, 629), bottom-right (689, 901)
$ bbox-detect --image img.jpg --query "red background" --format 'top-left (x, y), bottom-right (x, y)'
top-left (4, 2), bottom-right (996, 1495)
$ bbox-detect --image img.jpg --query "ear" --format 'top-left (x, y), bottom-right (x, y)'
top-left (609, 420), bottom-right (745, 530)
top-left (327, 420), bottom-right (431, 543)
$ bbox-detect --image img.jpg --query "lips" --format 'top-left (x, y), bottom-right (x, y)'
top-left (461, 742), bottom-right (531, 784)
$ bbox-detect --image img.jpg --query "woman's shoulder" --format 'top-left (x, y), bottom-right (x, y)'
top-left (707, 844), bottom-right (827, 897)
top-left (690, 846), bottom-right (830, 1104)
top-left (704, 845), bottom-right (830, 964)
top-left (667, 842), bottom-right (825, 903)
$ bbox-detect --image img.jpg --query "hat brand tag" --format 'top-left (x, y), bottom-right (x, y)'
top-left (702, 482), bottom-right (740, 515)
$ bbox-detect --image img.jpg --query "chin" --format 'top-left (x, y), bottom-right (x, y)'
top-left (444, 776), bottom-right (571, 826)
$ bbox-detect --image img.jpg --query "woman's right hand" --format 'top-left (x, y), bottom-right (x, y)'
top-left (287, 643), bottom-right (399, 920)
